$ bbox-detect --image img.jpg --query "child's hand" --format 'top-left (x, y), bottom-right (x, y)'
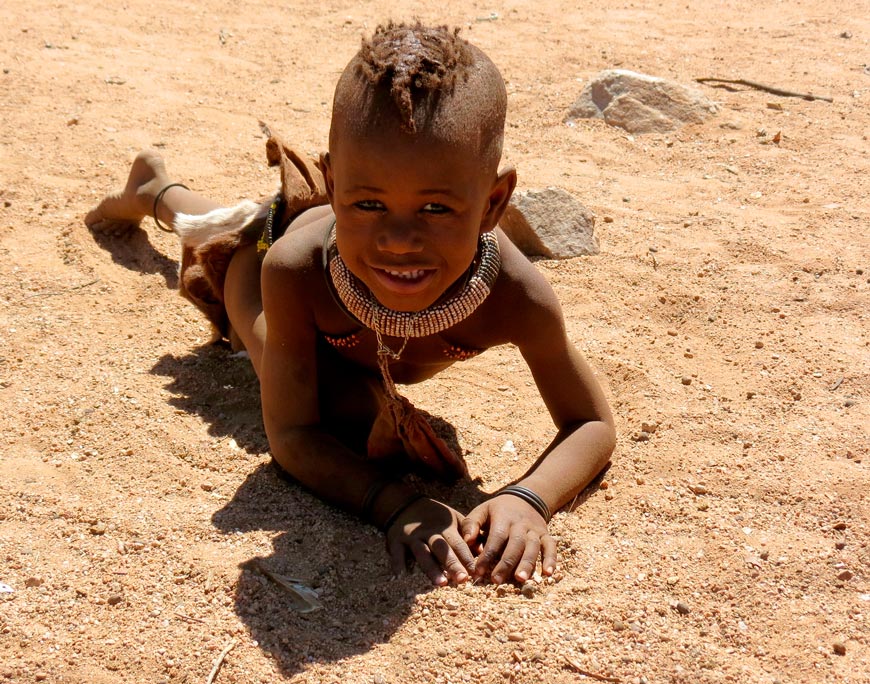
top-left (461, 495), bottom-right (557, 584)
top-left (385, 497), bottom-right (476, 586)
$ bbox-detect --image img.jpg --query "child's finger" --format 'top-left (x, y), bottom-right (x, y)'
top-left (512, 535), bottom-right (542, 583)
top-left (460, 509), bottom-right (485, 544)
top-left (428, 536), bottom-right (470, 583)
top-left (540, 534), bottom-right (558, 575)
top-left (409, 539), bottom-right (448, 586)
top-left (442, 528), bottom-right (476, 571)
top-left (489, 531), bottom-right (529, 584)
top-left (387, 537), bottom-right (408, 576)
top-left (473, 524), bottom-right (509, 579)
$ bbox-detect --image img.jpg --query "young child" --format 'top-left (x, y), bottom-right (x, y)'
top-left (86, 23), bottom-right (616, 588)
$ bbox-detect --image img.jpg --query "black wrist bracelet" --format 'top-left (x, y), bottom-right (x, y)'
top-left (497, 484), bottom-right (552, 523)
top-left (152, 182), bottom-right (190, 233)
top-left (360, 478), bottom-right (392, 523)
top-left (381, 493), bottom-right (426, 532)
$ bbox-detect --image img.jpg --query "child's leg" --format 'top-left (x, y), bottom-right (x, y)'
top-left (85, 151), bottom-right (221, 234)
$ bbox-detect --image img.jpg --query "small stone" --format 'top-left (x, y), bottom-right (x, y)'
top-left (833, 642), bottom-right (847, 655)
top-left (436, 647), bottom-right (449, 657)
top-left (612, 619), bottom-right (627, 631)
top-left (641, 421), bottom-right (659, 434)
top-left (632, 431), bottom-right (651, 442)
top-left (667, 329), bottom-right (678, 336)
top-left (599, 481), bottom-right (609, 490)
top-left (521, 582), bottom-right (536, 599)
top-left (832, 521), bottom-right (847, 530)
top-left (604, 491), bottom-right (614, 501)
top-left (681, 376), bottom-right (692, 386)
top-left (666, 576), bottom-right (679, 586)
top-left (200, 482), bottom-right (215, 492)
top-left (89, 522), bottom-right (106, 535)
top-left (35, 674), bottom-right (48, 682)
top-left (746, 391), bottom-right (756, 399)
top-left (839, 31), bottom-right (852, 38)
top-left (837, 570), bottom-right (853, 581)
top-left (835, 541), bottom-right (846, 550)
top-left (688, 484), bottom-right (708, 495)
top-left (107, 594), bottom-right (123, 606)
top-left (24, 577), bottom-right (44, 588)
top-left (635, 476), bottom-right (646, 485)
top-left (697, 501), bottom-right (709, 511)
top-left (374, 676), bottom-right (387, 684)
top-left (760, 550), bottom-right (770, 560)
top-left (603, 216), bottom-right (614, 223)
top-left (675, 601), bottom-right (691, 615)
top-left (629, 622), bottom-right (643, 633)
top-left (496, 585), bottom-right (510, 597)
top-left (755, 341), bottom-right (764, 349)
top-left (507, 632), bottom-right (524, 642)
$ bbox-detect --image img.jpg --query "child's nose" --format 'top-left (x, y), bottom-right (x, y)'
top-left (376, 218), bottom-right (424, 254)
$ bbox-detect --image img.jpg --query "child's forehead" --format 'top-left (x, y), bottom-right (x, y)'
top-left (332, 122), bottom-right (483, 170)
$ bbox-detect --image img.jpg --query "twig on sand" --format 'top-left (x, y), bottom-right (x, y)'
top-left (828, 376), bottom-right (844, 391)
top-left (563, 656), bottom-right (622, 682)
top-left (695, 77), bottom-right (833, 102)
top-left (18, 278), bottom-right (100, 303)
top-left (174, 611), bottom-right (206, 625)
top-left (205, 638), bottom-right (237, 684)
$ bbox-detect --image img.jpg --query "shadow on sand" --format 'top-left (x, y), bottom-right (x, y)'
top-left (89, 224), bottom-right (180, 288)
top-left (149, 342), bottom-right (491, 677)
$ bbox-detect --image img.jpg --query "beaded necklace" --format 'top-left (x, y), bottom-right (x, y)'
top-left (325, 223), bottom-right (501, 341)
top-left (324, 222), bottom-right (501, 449)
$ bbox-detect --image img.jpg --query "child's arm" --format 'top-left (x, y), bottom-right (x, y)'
top-left (258, 246), bottom-right (475, 586)
top-left (462, 256), bottom-right (616, 584)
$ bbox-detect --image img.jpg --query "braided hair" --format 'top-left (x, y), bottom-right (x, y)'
top-left (330, 22), bottom-right (507, 169)
top-left (356, 22), bottom-right (474, 132)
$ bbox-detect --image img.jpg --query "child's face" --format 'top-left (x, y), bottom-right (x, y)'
top-left (325, 125), bottom-right (514, 313)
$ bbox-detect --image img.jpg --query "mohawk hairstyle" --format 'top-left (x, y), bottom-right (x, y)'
top-left (356, 22), bottom-right (474, 132)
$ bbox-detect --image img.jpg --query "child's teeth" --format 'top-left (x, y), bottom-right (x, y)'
top-left (388, 270), bottom-right (422, 279)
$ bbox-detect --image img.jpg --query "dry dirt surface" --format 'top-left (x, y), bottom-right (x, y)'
top-left (1, 1), bottom-right (868, 683)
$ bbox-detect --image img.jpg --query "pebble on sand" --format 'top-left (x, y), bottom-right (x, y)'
top-left (833, 642), bottom-right (847, 656)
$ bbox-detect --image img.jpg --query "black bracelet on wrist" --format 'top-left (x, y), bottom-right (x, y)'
top-left (497, 484), bottom-right (552, 523)
top-left (360, 478), bottom-right (392, 523)
top-left (381, 493), bottom-right (426, 532)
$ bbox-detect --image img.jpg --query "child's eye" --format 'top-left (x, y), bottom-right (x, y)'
top-left (422, 203), bottom-right (451, 214)
top-left (354, 200), bottom-right (385, 211)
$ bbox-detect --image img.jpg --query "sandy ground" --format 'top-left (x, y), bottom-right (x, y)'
top-left (1, 1), bottom-right (868, 683)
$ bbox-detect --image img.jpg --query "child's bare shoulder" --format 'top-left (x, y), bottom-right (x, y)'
top-left (262, 211), bottom-right (333, 274)
top-left (492, 229), bottom-right (562, 312)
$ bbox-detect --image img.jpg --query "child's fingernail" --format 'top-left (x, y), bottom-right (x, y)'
top-left (516, 570), bottom-right (528, 581)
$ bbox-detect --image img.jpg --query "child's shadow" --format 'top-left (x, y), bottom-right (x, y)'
top-left (90, 226), bottom-right (179, 288)
top-left (151, 343), bottom-right (486, 677)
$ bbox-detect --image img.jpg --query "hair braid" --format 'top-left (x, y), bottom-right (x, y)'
top-left (357, 22), bottom-right (474, 131)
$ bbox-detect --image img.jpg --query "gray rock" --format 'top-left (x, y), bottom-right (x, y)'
top-left (565, 69), bottom-right (718, 134)
top-left (500, 187), bottom-right (599, 259)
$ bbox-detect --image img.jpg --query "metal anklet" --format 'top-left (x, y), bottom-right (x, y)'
top-left (497, 484), bottom-right (552, 523)
top-left (152, 182), bottom-right (190, 233)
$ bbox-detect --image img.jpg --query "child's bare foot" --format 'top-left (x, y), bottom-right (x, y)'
top-left (85, 150), bottom-right (171, 236)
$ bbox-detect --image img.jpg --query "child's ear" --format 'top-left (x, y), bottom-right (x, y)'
top-left (320, 152), bottom-right (335, 205)
top-left (480, 166), bottom-right (517, 233)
